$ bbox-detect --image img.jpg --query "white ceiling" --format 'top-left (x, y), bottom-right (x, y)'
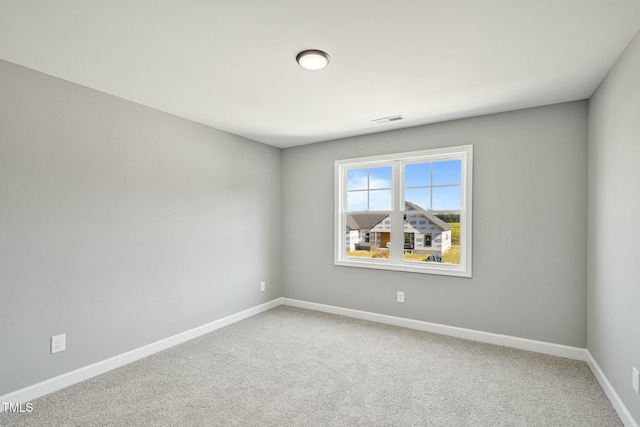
top-left (1, 1), bottom-right (639, 148)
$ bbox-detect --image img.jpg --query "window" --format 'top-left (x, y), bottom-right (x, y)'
top-left (404, 233), bottom-right (414, 246)
top-left (335, 145), bottom-right (472, 277)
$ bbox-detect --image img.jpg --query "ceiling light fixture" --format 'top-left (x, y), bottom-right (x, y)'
top-left (296, 49), bottom-right (330, 71)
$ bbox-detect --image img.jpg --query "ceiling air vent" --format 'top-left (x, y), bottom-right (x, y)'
top-left (372, 115), bottom-right (404, 125)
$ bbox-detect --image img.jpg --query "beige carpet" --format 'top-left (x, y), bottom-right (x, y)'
top-left (0, 306), bottom-right (622, 426)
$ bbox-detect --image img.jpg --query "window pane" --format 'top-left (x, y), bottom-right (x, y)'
top-left (347, 191), bottom-right (367, 211)
top-left (432, 160), bottom-right (461, 185)
top-left (347, 169), bottom-right (368, 190)
top-left (405, 163), bottom-right (430, 187)
top-left (432, 186), bottom-right (461, 210)
top-left (405, 188), bottom-right (430, 210)
top-left (345, 213), bottom-right (391, 259)
top-left (369, 167), bottom-right (392, 189)
top-left (369, 189), bottom-right (392, 211)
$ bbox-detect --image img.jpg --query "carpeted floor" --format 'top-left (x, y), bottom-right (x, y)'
top-left (0, 306), bottom-right (622, 426)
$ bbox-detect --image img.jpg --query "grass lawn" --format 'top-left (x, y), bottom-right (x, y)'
top-left (403, 245), bottom-right (459, 264)
top-left (442, 244), bottom-right (460, 264)
top-left (345, 250), bottom-right (380, 258)
top-left (346, 222), bottom-right (461, 264)
top-left (449, 222), bottom-right (460, 244)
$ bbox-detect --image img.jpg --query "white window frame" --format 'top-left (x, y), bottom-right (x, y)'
top-left (334, 145), bottom-right (473, 277)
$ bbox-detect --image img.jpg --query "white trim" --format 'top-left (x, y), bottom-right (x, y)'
top-left (334, 145), bottom-right (473, 278)
top-left (586, 351), bottom-right (639, 427)
top-left (334, 258), bottom-right (470, 277)
top-left (0, 298), bottom-right (283, 410)
top-left (282, 298), bottom-right (586, 361)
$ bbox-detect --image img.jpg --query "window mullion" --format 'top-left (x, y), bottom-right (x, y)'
top-left (390, 161), bottom-right (403, 263)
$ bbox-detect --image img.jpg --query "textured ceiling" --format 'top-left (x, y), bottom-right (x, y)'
top-left (1, 0), bottom-right (639, 147)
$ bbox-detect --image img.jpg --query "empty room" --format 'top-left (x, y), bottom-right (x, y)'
top-left (1, 1), bottom-right (639, 426)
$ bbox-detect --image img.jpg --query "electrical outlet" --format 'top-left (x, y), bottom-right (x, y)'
top-left (260, 281), bottom-right (265, 292)
top-left (51, 334), bottom-right (66, 354)
top-left (633, 367), bottom-right (639, 394)
top-left (397, 291), bottom-right (405, 303)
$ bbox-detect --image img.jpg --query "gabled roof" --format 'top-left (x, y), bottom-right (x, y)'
top-left (346, 213), bottom-right (387, 231)
top-left (405, 202), bottom-right (452, 231)
top-left (346, 202), bottom-right (452, 232)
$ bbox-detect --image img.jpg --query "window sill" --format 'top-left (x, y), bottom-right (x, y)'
top-left (334, 258), bottom-right (471, 278)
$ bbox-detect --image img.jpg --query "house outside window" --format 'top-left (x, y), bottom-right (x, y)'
top-left (336, 145), bottom-right (473, 277)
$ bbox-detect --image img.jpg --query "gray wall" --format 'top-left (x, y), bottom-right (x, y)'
top-left (588, 30), bottom-right (640, 422)
top-left (0, 60), bottom-right (282, 395)
top-left (283, 101), bottom-right (588, 348)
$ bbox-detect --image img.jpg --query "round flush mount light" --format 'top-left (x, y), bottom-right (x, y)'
top-left (296, 49), bottom-right (330, 71)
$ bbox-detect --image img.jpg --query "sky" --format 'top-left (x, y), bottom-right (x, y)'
top-left (347, 160), bottom-right (461, 211)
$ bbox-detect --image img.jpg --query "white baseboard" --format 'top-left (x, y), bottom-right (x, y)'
top-left (586, 351), bottom-right (639, 427)
top-left (282, 298), bottom-right (587, 361)
top-left (3, 296), bottom-right (636, 427)
top-left (0, 298), bottom-right (283, 410)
